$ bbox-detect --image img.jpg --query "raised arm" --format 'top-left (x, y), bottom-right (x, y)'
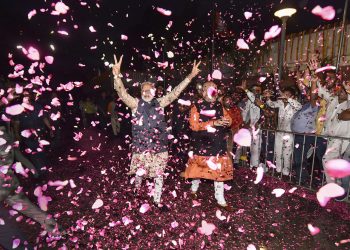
top-left (112, 55), bottom-right (138, 110)
top-left (287, 98), bottom-right (302, 111)
top-left (158, 60), bottom-right (201, 108)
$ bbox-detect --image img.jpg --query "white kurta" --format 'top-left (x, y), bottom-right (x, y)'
top-left (267, 98), bottom-right (302, 174)
top-left (243, 90), bottom-right (262, 167)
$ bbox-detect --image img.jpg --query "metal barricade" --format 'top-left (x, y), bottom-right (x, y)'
top-left (237, 129), bottom-right (350, 202)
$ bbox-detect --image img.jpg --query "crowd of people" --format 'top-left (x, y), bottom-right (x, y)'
top-left (111, 53), bottom-right (350, 210)
top-left (0, 52), bottom-right (350, 247)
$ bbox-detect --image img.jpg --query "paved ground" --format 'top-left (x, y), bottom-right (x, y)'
top-left (17, 128), bottom-right (350, 249)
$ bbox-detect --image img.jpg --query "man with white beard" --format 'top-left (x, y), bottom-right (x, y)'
top-left (112, 55), bottom-right (200, 208)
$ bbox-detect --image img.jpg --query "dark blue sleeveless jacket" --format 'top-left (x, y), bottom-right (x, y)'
top-left (131, 99), bottom-right (168, 153)
top-left (191, 100), bottom-right (228, 156)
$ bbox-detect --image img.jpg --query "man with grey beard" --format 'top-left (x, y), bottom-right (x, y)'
top-left (112, 55), bottom-right (200, 208)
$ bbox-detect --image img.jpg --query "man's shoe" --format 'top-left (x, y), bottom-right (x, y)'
top-left (335, 193), bottom-right (349, 202)
top-left (190, 192), bottom-right (198, 200)
top-left (217, 203), bottom-right (234, 212)
top-left (153, 202), bottom-right (170, 212)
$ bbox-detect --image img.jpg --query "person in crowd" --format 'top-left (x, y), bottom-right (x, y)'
top-left (238, 79), bottom-right (264, 169)
top-left (0, 124), bottom-right (62, 239)
top-left (234, 95), bottom-right (249, 166)
top-left (311, 68), bottom-right (350, 184)
top-left (222, 94), bottom-right (243, 163)
top-left (156, 85), bottom-right (164, 99)
top-left (172, 100), bottom-right (191, 165)
top-left (291, 64), bottom-right (321, 184)
top-left (79, 96), bottom-right (97, 128)
top-left (265, 87), bottom-right (302, 176)
top-left (184, 81), bottom-right (234, 211)
top-left (112, 55), bottom-right (200, 208)
top-left (107, 93), bottom-right (121, 136)
top-left (13, 93), bottom-right (54, 176)
top-left (96, 91), bottom-right (110, 130)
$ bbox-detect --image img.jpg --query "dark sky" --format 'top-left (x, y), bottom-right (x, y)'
top-left (0, 0), bottom-right (348, 83)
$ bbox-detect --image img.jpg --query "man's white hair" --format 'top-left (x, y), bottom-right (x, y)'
top-left (141, 82), bottom-right (155, 89)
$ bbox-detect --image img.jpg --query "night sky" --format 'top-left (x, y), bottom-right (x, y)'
top-left (0, 0), bottom-right (348, 83)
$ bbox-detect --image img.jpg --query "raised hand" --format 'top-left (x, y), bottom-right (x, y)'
top-left (263, 89), bottom-right (273, 98)
top-left (112, 55), bottom-right (123, 77)
top-left (237, 79), bottom-right (247, 91)
top-left (307, 58), bottom-right (320, 72)
top-left (188, 60), bottom-right (201, 79)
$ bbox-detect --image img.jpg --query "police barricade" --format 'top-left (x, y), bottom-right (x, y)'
top-left (236, 129), bottom-right (350, 202)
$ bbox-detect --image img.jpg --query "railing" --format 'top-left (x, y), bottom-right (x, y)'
top-left (236, 129), bottom-right (350, 202)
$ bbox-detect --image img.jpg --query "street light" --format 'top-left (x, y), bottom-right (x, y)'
top-left (274, 7), bottom-right (297, 81)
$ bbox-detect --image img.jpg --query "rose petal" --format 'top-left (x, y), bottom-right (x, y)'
top-left (244, 12), bottom-right (252, 20)
top-left (271, 188), bottom-right (285, 198)
top-left (6, 104), bottom-right (24, 115)
top-left (234, 129), bottom-right (251, 147)
top-left (254, 166), bottom-right (264, 184)
top-left (316, 183), bottom-right (345, 207)
top-left (139, 203), bottom-right (150, 213)
top-left (325, 159), bottom-right (350, 178)
top-left (156, 7), bottom-right (172, 16)
top-left (92, 199), bottom-right (103, 209)
top-left (307, 223), bottom-right (320, 236)
top-left (311, 5), bottom-right (335, 21)
top-left (45, 56), bottom-right (54, 64)
top-left (237, 39), bottom-right (249, 50)
top-left (212, 70), bottom-right (222, 80)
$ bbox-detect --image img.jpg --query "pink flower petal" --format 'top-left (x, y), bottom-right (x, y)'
top-left (15, 84), bottom-right (23, 94)
top-left (206, 125), bottom-right (216, 133)
top-left (234, 129), bottom-right (251, 147)
top-left (28, 9), bottom-right (37, 20)
top-left (248, 31), bottom-right (256, 41)
top-left (237, 39), bottom-right (249, 50)
top-left (38, 195), bottom-right (52, 211)
top-left (325, 159), bottom-right (350, 178)
top-left (139, 203), bottom-right (150, 213)
top-left (121, 34), bottom-right (128, 40)
top-left (254, 166), bottom-right (264, 184)
top-left (26, 47), bottom-right (40, 61)
top-left (212, 70), bottom-right (222, 80)
top-left (12, 239), bottom-right (20, 249)
top-left (307, 223), bottom-right (320, 236)
top-left (178, 99), bottom-right (191, 106)
top-left (89, 26), bottom-right (97, 32)
top-left (215, 210), bottom-right (226, 221)
top-left (271, 188), bottom-right (285, 197)
top-left (315, 65), bottom-right (336, 73)
top-left (197, 220), bottom-right (216, 236)
top-left (57, 30), bottom-right (69, 36)
top-left (92, 199), bottom-right (103, 209)
top-left (136, 168), bottom-right (146, 176)
top-left (206, 157), bottom-right (221, 170)
top-left (171, 221), bottom-right (179, 228)
top-left (244, 12), bottom-right (253, 20)
top-left (311, 5), bottom-right (335, 21)
top-left (247, 244), bottom-right (257, 250)
top-left (200, 109), bottom-right (216, 117)
top-left (55, 2), bottom-right (69, 15)
top-left (45, 56), bottom-right (54, 64)
top-left (6, 104), bottom-right (24, 115)
top-left (122, 216), bottom-right (133, 225)
top-left (0, 138), bottom-right (6, 146)
top-left (156, 7), bottom-right (172, 16)
top-left (317, 183), bottom-right (345, 207)
top-left (264, 25), bottom-right (281, 41)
